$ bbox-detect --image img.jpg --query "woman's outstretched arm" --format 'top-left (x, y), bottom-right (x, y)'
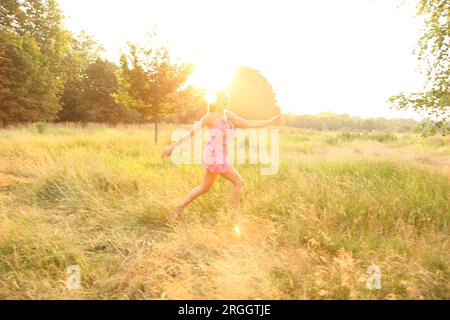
top-left (161, 114), bottom-right (211, 159)
top-left (226, 110), bottom-right (281, 129)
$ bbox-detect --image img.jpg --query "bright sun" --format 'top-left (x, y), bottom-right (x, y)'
top-left (204, 91), bottom-right (217, 104)
top-left (188, 57), bottom-right (237, 93)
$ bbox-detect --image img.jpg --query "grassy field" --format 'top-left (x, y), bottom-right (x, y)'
top-left (0, 124), bottom-right (448, 299)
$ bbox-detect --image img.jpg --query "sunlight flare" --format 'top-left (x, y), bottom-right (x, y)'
top-left (205, 91), bottom-right (217, 104)
top-left (188, 57), bottom-right (237, 92)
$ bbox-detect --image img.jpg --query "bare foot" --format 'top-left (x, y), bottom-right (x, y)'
top-left (170, 206), bottom-right (183, 222)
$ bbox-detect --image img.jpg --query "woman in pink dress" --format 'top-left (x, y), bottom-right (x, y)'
top-left (161, 91), bottom-right (280, 219)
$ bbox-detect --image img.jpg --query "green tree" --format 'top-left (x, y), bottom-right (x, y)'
top-left (60, 59), bottom-right (129, 123)
top-left (229, 66), bottom-right (280, 120)
top-left (1, 0), bottom-right (70, 85)
top-left (389, 0), bottom-right (449, 134)
top-left (0, 32), bottom-right (60, 126)
top-left (59, 32), bottom-right (110, 122)
top-left (62, 31), bottom-right (104, 83)
top-left (0, 0), bottom-right (70, 124)
top-left (115, 36), bottom-right (192, 143)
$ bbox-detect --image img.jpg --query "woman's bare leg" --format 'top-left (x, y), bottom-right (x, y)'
top-left (173, 170), bottom-right (218, 218)
top-left (220, 165), bottom-right (245, 219)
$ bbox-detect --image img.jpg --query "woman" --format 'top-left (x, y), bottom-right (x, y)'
top-left (161, 91), bottom-right (280, 219)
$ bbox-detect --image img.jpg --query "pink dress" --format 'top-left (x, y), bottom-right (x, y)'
top-left (204, 115), bottom-right (235, 173)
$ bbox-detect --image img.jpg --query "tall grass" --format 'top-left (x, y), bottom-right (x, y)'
top-left (0, 124), bottom-right (448, 299)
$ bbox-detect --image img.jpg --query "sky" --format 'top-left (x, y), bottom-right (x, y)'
top-left (59, 0), bottom-right (426, 120)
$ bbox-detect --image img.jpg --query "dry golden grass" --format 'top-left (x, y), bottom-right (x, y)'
top-left (0, 124), bottom-right (448, 299)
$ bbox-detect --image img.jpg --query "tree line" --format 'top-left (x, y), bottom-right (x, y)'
top-left (0, 0), bottom-right (281, 143)
top-left (1, 0), bottom-right (447, 137)
top-left (0, 1), bottom-right (194, 142)
top-left (284, 112), bottom-right (418, 133)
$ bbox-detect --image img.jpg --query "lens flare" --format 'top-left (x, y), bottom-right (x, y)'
top-left (188, 57), bottom-right (236, 92)
top-left (234, 224), bottom-right (241, 235)
top-left (205, 91), bottom-right (217, 104)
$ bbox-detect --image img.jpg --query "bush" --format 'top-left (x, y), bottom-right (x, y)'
top-left (35, 122), bottom-right (48, 134)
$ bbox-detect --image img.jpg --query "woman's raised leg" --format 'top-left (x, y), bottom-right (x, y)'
top-left (173, 169), bottom-right (218, 219)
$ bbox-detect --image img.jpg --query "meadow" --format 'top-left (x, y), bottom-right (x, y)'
top-left (0, 124), bottom-right (448, 299)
